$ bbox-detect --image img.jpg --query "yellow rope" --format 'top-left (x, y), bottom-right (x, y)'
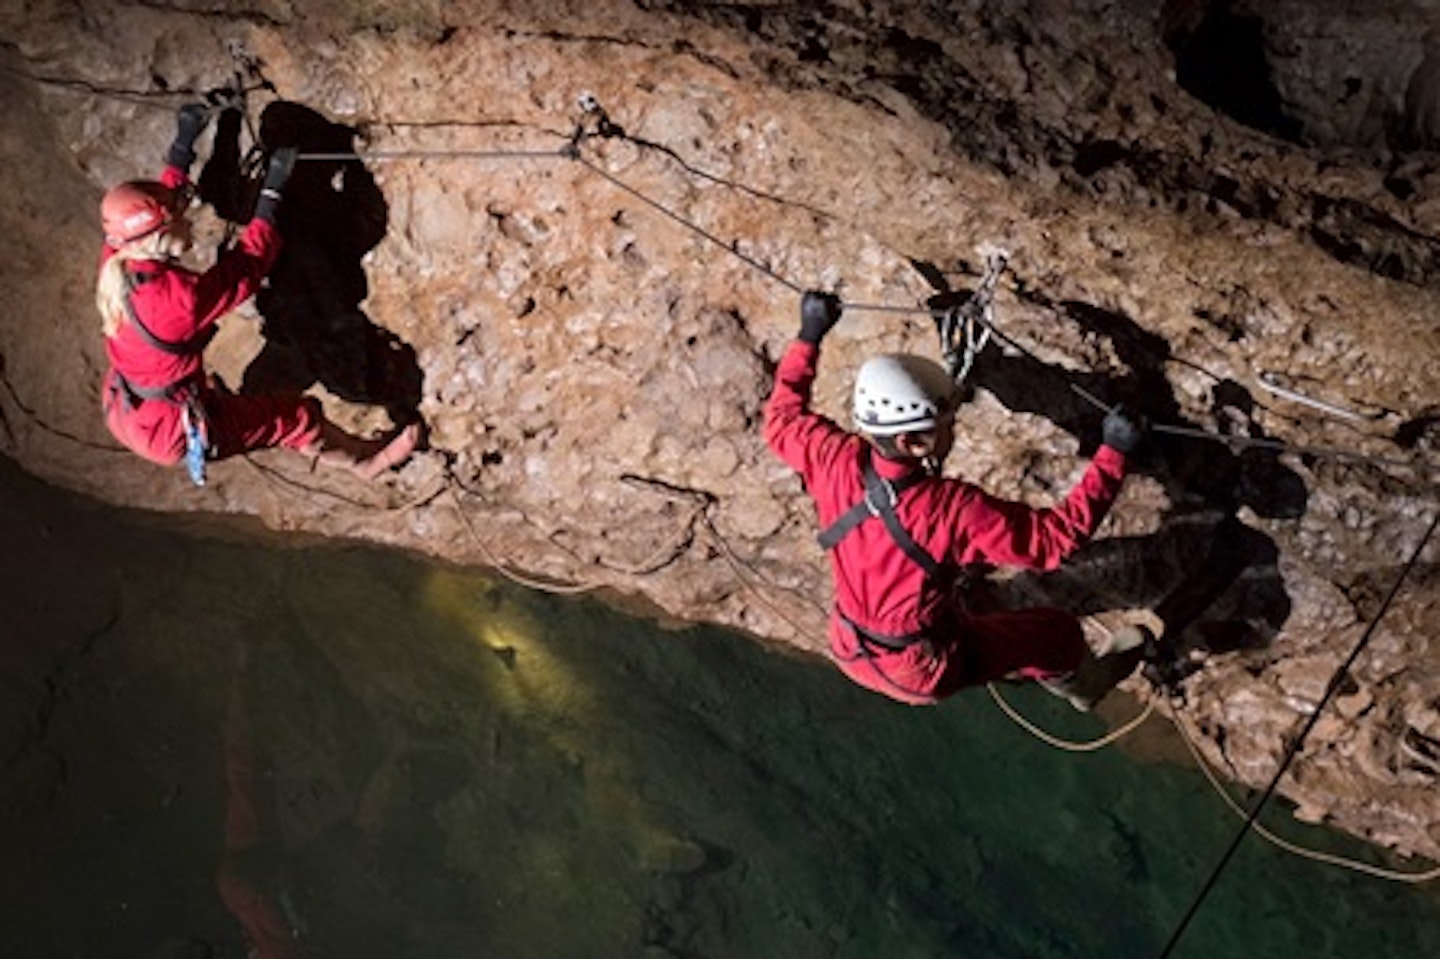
top-left (698, 512), bottom-right (823, 640)
top-left (990, 680), bottom-right (1440, 880)
top-left (1172, 715), bottom-right (1440, 883)
top-left (446, 485), bottom-right (599, 595)
top-left (986, 681), bottom-right (1154, 752)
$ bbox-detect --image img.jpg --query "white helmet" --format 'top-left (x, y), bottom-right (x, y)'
top-left (852, 354), bottom-right (957, 436)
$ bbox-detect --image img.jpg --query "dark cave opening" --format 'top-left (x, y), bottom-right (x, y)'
top-left (1169, 4), bottom-right (1303, 143)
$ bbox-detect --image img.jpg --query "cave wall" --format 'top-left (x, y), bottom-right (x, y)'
top-left (1, 0), bottom-right (1438, 860)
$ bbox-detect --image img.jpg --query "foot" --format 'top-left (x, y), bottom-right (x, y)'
top-left (352, 422), bottom-right (422, 480)
top-left (1041, 625), bottom-right (1152, 712)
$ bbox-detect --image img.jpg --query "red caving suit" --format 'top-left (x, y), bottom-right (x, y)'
top-left (764, 339), bottom-right (1129, 705)
top-left (101, 165), bottom-right (322, 466)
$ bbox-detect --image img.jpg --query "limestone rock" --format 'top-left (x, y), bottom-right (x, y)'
top-left (0, 0), bottom-right (1437, 861)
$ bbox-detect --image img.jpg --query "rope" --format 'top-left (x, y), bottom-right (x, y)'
top-left (571, 153), bottom-right (805, 294)
top-left (241, 453), bottom-right (448, 511)
top-left (0, 364), bottom-right (127, 453)
top-left (1065, 382), bottom-right (1429, 474)
top-left (986, 682), bottom-right (1154, 751)
top-left (1256, 371), bottom-right (1388, 424)
top-left (1172, 714), bottom-right (1440, 883)
top-left (1157, 507), bottom-right (1440, 958)
top-left (847, 292), bottom-right (1436, 480)
top-left (446, 485), bottom-right (600, 595)
top-left (17, 61), bottom-right (1435, 479)
top-left (33, 78), bottom-right (1440, 887)
top-left (697, 510), bottom-right (827, 638)
top-left (297, 149), bottom-right (571, 162)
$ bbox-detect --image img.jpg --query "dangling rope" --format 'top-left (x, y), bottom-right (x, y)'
top-left (1156, 508), bottom-right (1440, 957)
top-left (986, 682), bottom-right (1154, 752)
top-left (37, 74), bottom-right (1440, 891)
top-left (1172, 713), bottom-right (1440, 883)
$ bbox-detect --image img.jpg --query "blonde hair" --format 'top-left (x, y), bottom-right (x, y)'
top-left (96, 227), bottom-right (188, 338)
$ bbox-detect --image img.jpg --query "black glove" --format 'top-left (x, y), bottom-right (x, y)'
top-left (1102, 404), bottom-right (1148, 456)
top-left (252, 147), bottom-right (297, 224)
top-left (798, 291), bottom-right (843, 345)
top-left (166, 102), bottom-right (210, 171)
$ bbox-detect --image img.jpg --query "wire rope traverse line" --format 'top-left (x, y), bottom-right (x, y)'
top-left (569, 153), bottom-right (805, 295)
top-left (1156, 508), bottom-right (1440, 959)
top-left (295, 147), bottom-right (573, 162)
top-left (865, 274), bottom-right (1437, 482)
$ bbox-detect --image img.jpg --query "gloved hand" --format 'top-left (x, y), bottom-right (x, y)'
top-left (252, 147), bottom-right (297, 224)
top-left (263, 146), bottom-right (297, 193)
top-left (798, 290), bottom-right (843, 345)
top-left (1102, 404), bottom-right (1148, 456)
top-left (166, 102), bottom-right (210, 171)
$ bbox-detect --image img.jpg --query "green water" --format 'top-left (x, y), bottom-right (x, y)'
top-left (1, 455), bottom-right (1436, 958)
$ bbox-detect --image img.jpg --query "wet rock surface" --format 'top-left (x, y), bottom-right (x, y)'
top-left (0, 1), bottom-right (1437, 860)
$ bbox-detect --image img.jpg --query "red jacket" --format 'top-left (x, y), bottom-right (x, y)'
top-left (764, 339), bottom-right (1128, 696)
top-left (101, 165), bottom-right (282, 463)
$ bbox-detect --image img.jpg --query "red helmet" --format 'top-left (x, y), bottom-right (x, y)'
top-left (100, 180), bottom-right (177, 245)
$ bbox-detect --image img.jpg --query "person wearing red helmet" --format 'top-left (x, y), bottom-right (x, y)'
top-left (764, 291), bottom-right (1151, 708)
top-left (97, 103), bottom-right (419, 483)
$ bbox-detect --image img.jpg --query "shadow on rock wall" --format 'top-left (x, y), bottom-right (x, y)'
top-left (199, 100), bottom-right (423, 428)
top-left (924, 274), bottom-right (1304, 678)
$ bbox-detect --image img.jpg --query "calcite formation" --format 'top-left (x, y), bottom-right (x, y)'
top-left (1, 1), bottom-right (1437, 860)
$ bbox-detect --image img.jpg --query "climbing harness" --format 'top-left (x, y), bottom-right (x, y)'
top-left (815, 446), bottom-right (959, 704)
top-left (109, 267), bottom-right (216, 486)
top-left (817, 450), bottom-right (939, 581)
top-left (43, 74), bottom-right (1438, 893)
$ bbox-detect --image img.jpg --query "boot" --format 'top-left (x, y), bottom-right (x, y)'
top-left (1040, 624), bottom-right (1152, 712)
top-left (313, 420), bottom-right (421, 480)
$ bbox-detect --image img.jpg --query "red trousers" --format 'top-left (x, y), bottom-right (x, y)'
top-left (103, 372), bottom-right (322, 466)
top-left (831, 605), bottom-right (1087, 705)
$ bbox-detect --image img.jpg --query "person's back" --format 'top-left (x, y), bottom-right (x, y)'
top-left (764, 291), bottom-right (1150, 707)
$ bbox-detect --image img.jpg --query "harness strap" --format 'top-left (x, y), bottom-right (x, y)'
top-left (817, 448), bottom-right (926, 549)
top-left (817, 448), bottom-right (940, 578)
top-left (838, 611), bottom-right (932, 652)
top-left (121, 267), bottom-right (215, 357)
top-left (109, 369), bottom-right (203, 406)
top-left (870, 471), bottom-right (942, 579)
top-left (818, 446), bottom-right (952, 654)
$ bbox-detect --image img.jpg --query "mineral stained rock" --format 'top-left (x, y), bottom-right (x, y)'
top-left (1, 1), bottom-right (1437, 860)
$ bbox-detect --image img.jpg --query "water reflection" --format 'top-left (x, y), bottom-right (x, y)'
top-left (0, 455), bottom-right (1435, 958)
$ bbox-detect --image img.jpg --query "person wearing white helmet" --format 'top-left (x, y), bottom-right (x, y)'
top-left (96, 103), bottom-right (420, 484)
top-left (764, 290), bottom-right (1150, 708)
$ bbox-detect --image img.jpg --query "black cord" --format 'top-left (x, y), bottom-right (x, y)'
top-left (1155, 508), bottom-right (1440, 958)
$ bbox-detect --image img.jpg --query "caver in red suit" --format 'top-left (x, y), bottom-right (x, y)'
top-left (97, 103), bottom-right (420, 482)
top-left (98, 106), bottom-right (321, 468)
top-left (763, 291), bottom-right (1148, 706)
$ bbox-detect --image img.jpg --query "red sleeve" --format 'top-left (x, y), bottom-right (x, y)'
top-left (763, 339), bottom-right (853, 484)
top-left (185, 217), bottom-right (283, 327)
top-left (154, 163), bottom-right (282, 329)
top-left (948, 445), bottom-right (1128, 570)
